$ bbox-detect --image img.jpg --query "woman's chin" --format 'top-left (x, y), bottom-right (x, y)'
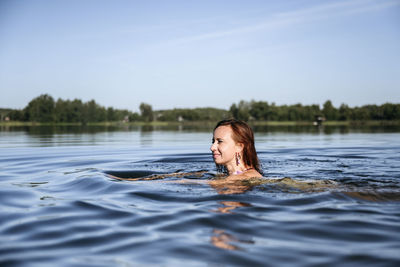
top-left (212, 158), bottom-right (221, 164)
top-left (213, 159), bottom-right (225, 165)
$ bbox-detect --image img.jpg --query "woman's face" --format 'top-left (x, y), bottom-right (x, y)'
top-left (210, 125), bottom-right (241, 166)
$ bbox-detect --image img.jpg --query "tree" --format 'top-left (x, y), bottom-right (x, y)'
top-left (305, 104), bottom-right (321, 121)
top-left (338, 103), bottom-right (351, 121)
top-left (249, 101), bottom-right (269, 120)
top-left (107, 107), bottom-right (117, 121)
top-left (229, 101), bottom-right (251, 121)
top-left (229, 104), bottom-right (239, 119)
top-left (382, 103), bottom-right (400, 120)
top-left (7, 109), bottom-right (24, 121)
top-left (85, 100), bottom-right (98, 122)
top-left (139, 103), bottom-right (153, 122)
top-left (69, 99), bottom-right (84, 122)
top-left (10, 94), bottom-right (400, 124)
top-left (24, 94), bottom-right (55, 122)
top-left (54, 98), bottom-right (68, 122)
top-left (322, 100), bottom-right (338, 121)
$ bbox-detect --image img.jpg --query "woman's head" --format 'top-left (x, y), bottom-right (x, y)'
top-left (211, 119), bottom-right (261, 174)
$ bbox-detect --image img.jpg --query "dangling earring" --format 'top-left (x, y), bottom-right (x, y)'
top-left (235, 152), bottom-right (241, 166)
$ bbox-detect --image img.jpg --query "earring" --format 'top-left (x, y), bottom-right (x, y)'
top-left (235, 152), bottom-right (241, 166)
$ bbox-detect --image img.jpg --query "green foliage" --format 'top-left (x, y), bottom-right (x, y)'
top-left (139, 103), bottom-right (154, 122)
top-left (156, 107), bottom-right (229, 122)
top-left (229, 100), bottom-right (400, 122)
top-left (230, 101), bottom-right (251, 121)
top-left (338, 104), bottom-right (351, 121)
top-left (382, 103), bottom-right (400, 120)
top-left (230, 100), bottom-right (323, 121)
top-left (24, 94), bottom-right (55, 122)
top-left (3, 94), bottom-right (140, 123)
top-left (322, 100), bottom-right (338, 120)
top-left (2, 94), bottom-right (400, 123)
top-left (1, 108), bottom-right (24, 121)
top-left (129, 112), bottom-right (141, 121)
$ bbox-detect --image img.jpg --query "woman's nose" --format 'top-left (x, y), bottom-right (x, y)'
top-left (210, 142), bottom-right (216, 151)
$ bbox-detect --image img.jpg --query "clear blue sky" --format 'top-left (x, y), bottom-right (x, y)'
top-left (0, 0), bottom-right (399, 111)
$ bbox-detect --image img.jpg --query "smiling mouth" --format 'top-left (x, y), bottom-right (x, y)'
top-left (212, 154), bottom-right (220, 159)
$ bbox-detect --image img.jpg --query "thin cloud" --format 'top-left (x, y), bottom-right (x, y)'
top-left (164, 0), bottom-right (399, 45)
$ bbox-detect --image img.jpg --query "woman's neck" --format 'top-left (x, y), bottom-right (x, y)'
top-left (226, 163), bottom-right (252, 175)
top-left (233, 167), bottom-right (253, 175)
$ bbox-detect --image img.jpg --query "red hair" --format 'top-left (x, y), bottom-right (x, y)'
top-left (214, 119), bottom-right (262, 174)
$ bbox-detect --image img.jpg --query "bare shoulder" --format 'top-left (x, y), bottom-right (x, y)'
top-left (221, 169), bottom-right (262, 181)
top-left (244, 169), bottom-right (262, 178)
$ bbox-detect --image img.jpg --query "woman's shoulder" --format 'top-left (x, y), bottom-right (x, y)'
top-left (224, 169), bottom-right (262, 180)
top-left (244, 169), bottom-right (262, 178)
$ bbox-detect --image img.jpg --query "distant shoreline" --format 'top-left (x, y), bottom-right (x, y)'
top-left (2, 95), bottom-right (399, 125)
top-left (1, 120), bottom-right (399, 127)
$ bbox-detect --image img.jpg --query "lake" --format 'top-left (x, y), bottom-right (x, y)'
top-left (1, 125), bottom-right (400, 266)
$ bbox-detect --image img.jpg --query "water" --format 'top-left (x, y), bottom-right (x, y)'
top-left (1, 125), bottom-right (400, 266)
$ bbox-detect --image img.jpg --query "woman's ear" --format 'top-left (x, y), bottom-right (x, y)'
top-left (235, 142), bottom-right (244, 153)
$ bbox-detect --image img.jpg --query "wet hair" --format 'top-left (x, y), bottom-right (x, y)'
top-left (213, 119), bottom-right (262, 175)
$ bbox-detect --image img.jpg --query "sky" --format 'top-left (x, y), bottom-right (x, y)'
top-left (0, 0), bottom-right (399, 112)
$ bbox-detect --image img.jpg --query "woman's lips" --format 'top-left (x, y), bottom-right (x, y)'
top-left (213, 154), bottom-right (220, 159)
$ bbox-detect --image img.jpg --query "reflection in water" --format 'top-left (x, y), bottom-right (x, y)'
top-left (108, 171), bottom-right (258, 251)
top-left (341, 191), bottom-right (400, 202)
top-left (211, 201), bottom-right (254, 251)
top-left (209, 176), bottom-right (337, 195)
top-left (214, 201), bottom-right (251, 214)
top-left (108, 170), bottom-right (400, 203)
top-left (211, 229), bottom-right (255, 251)
top-left (251, 124), bottom-right (400, 134)
top-left (2, 124), bottom-right (400, 135)
top-left (1, 125), bottom-right (400, 266)
top-left (209, 178), bottom-right (255, 195)
top-left (140, 125), bottom-right (155, 132)
top-left (108, 170), bottom-right (257, 251)
top-left (140, 130), bottom-right (153, 146)
top-left (206, 175), bottom-right (339, 251)
top-left (207, 173), bottom-right (400, 251)
top-left (106, 171), bottom-right (207, 181)
top-left (210, 185), bottom-right (254, 251)
top-left (12, 182), bottom-right (48, 188)
top-left (211, 230), bottom-right (241, 251)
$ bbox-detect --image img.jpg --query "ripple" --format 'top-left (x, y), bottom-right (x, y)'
top-left (1, 131), bottom-right (400, 266)
top-left (0, 188), bottom-right (38, 209)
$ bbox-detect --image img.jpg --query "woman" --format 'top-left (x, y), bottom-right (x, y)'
top-left (211, 119), bottom-right (262, 179)
top-left (110, 119), bottom-right (262, 190)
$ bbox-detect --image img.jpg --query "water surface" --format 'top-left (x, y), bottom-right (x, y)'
top-left (1, 125), bottom-right (399, 266)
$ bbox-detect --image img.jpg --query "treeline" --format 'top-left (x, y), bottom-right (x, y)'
top-left (1, 94), bottom-right (229, 123)
top-left (3, 94), bottom-right (139, 123)
top-left (229, 100), bottom-right (400, 121)
top-left (1, 94), bottom-right (400, 123)
top-left (155, 108), bottom-right (230, 122)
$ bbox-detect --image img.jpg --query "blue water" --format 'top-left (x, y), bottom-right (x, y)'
top-left (1, 125), bottom-right (400, 266)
